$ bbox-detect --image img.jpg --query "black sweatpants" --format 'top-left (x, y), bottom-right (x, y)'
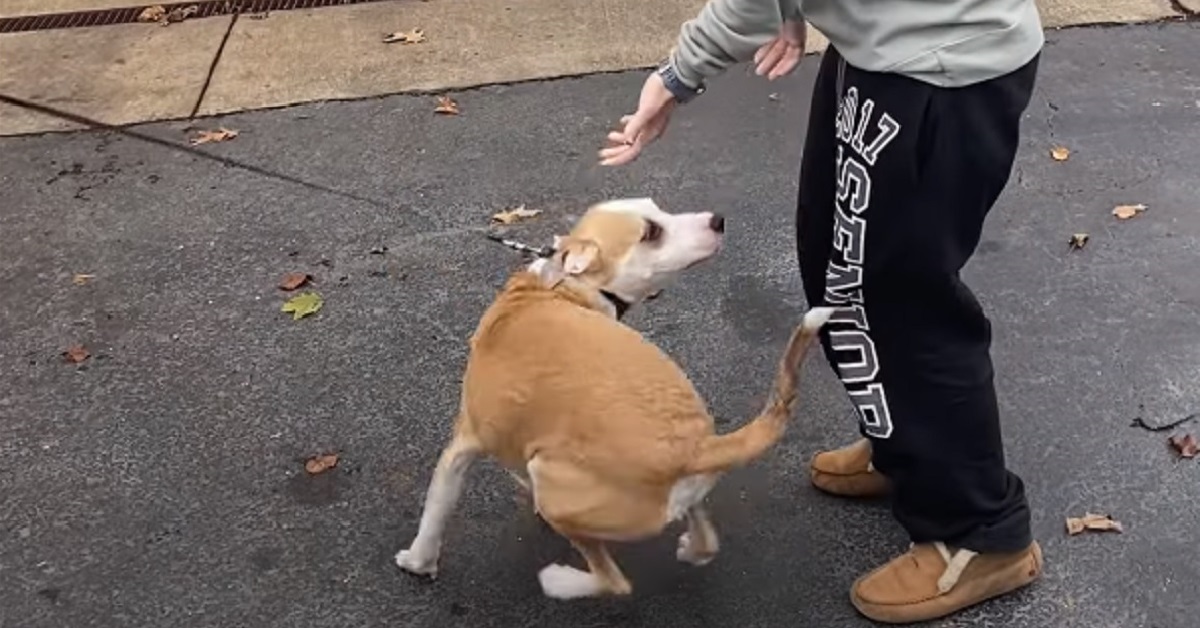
top-left (796, 47), bottom-right (1039, 553)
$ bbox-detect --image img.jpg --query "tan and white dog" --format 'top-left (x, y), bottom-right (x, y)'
top-left (395, 197), bottom-right (833, 599)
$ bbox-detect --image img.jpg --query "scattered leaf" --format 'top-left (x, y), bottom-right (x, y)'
top-left (1065, 512), bottom-right (1123, 536)
top-left (1169, 433), bottom-right (1199, 459)
top-left (1112, 203), bottom-right (1147, 220)
top-left (434, 95), bottom-right (460, 115)
top-left (1050, 146), bottom-right (1071, 161)
top-left (491, 204), bottom-right (542, 225)
top-left (62, 345), bottom-right (91, 364)
top-left (72, 273), bottom-right (95, 286)
top-left (382, 29), bottom-right (426, 44)
top-left (278, 272), bottom-right (312, 291)
top-left (189, 127), bottom-right (239, 145)
top-left (164, 4), bottom-right (199, 23)
top-left (281, 291), bottom-right (324, 320)
top-left (304, 453), bottom-right (339, 475)
top-left (137, 5), bottom-right (167, 23)
top-left (1068, 233), bottom-right (1089, 250)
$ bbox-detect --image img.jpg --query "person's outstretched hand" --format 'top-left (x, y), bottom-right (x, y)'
top-left (753, 19), bottom-right (807, 80)
top-left (598, 72), bottom-right (676, 167)
top-left (598, 19), bottom-right (807, 166)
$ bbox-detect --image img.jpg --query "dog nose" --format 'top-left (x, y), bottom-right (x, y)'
top-left (709, 213), bottom-right (726, 233)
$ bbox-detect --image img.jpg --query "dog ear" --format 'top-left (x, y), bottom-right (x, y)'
top-left (557, 237), bottom-right (599, 276)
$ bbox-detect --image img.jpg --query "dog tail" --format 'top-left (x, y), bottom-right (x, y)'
top-left (685, 306), bottom-right (835, 475)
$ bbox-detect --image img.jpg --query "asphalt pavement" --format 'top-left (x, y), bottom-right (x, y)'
top-left (2, 21), bottom-right (1199, 628)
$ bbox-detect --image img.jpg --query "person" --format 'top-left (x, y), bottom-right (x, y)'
top-left (598, 0), bottom-right (1044, 623)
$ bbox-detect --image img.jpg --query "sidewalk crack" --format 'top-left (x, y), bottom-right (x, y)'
top-left (190, 13), bottom-right (240, 119)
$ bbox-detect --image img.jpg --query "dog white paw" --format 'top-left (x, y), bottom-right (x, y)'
top-left (676, 532), bottom-right (716, 566)
top-left (395, 548), bottom-right (439, 579)
top-left (538, 564), bottom-right (601, 600)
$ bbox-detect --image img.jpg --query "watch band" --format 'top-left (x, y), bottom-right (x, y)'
top-left (657, 62), bottom-right (705, 104)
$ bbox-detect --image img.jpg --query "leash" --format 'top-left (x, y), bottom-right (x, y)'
top-left (484, 232), bottom-right (556, 258)
top-left (483, 232), bottom-right (632, 319)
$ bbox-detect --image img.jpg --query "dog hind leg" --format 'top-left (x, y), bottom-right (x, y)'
top-left (395, 431), bottom-right (480, 579)
top-left (676, 505), bottom-right (719, 566)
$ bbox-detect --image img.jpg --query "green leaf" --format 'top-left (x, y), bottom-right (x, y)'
top-left (282, 291), bottom-right (323, 320)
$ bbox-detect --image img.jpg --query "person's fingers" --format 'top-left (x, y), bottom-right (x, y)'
top-left (754, 39), bottom-right (786, 76)
top-left (768, 47), bottom-right (801, 80)
top-left (599, 143), bottom-right (641, 166)
top-left (619, 112), bottom-right (648, 143)
top-left (753, 39), bottom-right (776, 74)
top-left (604, 111), bottom-right (643, 146)
top-left (598, 145), bottom-right (633, 162)
top-left (599, 119), bottom-right (644, 165)
top-left (606, 129), bottom-right (630, 144)
top-left (599, 110), bottom-right (673, 166)
top-left (598, 139), bottom-right (637, 162)
top-left (753, 38), bottom-right (775, 65)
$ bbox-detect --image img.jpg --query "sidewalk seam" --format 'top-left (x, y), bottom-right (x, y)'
top-left (190, 13), bottom-right (239, 119)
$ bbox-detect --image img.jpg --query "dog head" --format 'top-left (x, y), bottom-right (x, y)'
top-left (531, 198), bottom-right (724, 311)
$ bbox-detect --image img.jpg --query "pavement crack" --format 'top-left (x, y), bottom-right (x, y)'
top-left (1039, 88), bottom-right (1060, 139)
top-left (191, 13), bottom-right (239, 119)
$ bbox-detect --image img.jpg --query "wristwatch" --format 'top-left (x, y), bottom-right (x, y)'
top-left (657, 62), bottom-right (706, 104)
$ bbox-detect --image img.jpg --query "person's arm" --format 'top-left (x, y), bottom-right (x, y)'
top-left (598, 0), bottom-right (803, 166)
top-left (668, 0), bottom-right (795, 92)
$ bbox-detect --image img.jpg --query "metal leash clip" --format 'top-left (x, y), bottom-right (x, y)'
top-left (485, 232), bottom-right (556, 258)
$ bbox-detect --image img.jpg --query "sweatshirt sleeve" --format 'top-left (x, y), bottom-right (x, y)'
top-left (669, 0), bottom-right (793, 89)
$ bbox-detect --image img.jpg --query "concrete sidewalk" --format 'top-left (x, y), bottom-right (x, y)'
top-left (0, 0), bottom-right (1192, 135)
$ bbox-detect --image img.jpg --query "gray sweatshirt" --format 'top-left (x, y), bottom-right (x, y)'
top-left (670, 0), bottom-right (1044, 89)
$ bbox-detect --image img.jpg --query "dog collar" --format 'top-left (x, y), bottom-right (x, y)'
top-left (600, 290), bottom-right (631, 320)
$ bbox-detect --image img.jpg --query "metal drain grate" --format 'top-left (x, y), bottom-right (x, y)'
top-left (0, 0), bottom-right (400, 34)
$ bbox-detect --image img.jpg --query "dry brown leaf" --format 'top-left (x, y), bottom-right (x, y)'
top-left (382, 29), bottom-right (426, 44)
top-left (278, 272), bottom-right (312, 291)
top-left (164, 5), bottom-right (199, 23)
top-left (137, 5), bottom-right (167, 22)
top-left (1065, 512), bottom-right (1123, 536)
top-left (189, 128), bottom-right (239, 145)
top-left (1050, 146), bottom-right (1071, 161)
top-left (305, 453), bottom-right (339, 475)
top-left (1068, 233), bottom-right (1089, 250)
top-left (1112, 203), bottom-right (1147, 220)
top-left (434, 95), bottom-right (460, 115)
top-left (63, 345), bottom-right (90, 364)
top-left (491, 205), bottom-right (542, 225)
top-left (72, 273), bottom-right (95, 286)
top-left (1169, 433), bottom-right (1199, 459)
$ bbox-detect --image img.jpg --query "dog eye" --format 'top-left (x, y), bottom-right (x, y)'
top-left (641, 220), bottom-right (663, 243)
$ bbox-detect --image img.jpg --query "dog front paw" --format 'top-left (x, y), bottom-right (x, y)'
top-left (676, 532), bottom-right (717, 566)
top-left (395, 547), bottom-right (439, 579)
